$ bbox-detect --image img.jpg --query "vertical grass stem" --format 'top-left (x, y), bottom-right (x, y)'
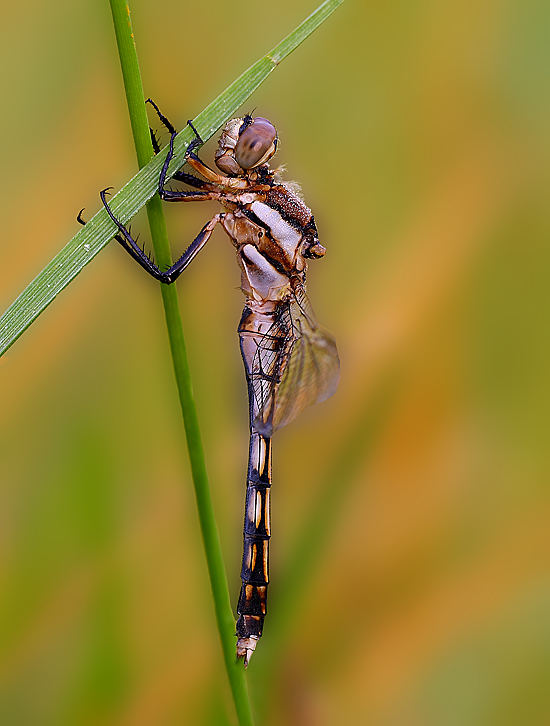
top-left (108, 1), bottom-right (254, 723)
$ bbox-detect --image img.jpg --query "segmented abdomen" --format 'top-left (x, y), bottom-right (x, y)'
top-left (236, 431), bottom-right (271, 649)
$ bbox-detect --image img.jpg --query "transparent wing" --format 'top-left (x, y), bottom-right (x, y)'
top-left (239, 304), bottom-right (288, 435)
top-left (270, 286), bottom-right (339, 432)
top-left (241, 286), bottom-right (339, 436)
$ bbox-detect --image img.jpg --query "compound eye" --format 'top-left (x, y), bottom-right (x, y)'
top-left (235, 117), bottom-right (277, 169)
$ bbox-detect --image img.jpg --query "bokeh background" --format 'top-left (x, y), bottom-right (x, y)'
top-left (1, 1), bottom-right (549, 724)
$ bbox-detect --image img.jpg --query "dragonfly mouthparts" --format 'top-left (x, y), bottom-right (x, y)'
top-left (236, 636), bottom-right (259, 668)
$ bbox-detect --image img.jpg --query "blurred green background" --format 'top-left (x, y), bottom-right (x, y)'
top-left (1, 1), bottom-right (549, 724)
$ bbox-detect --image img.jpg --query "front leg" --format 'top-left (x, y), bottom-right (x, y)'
top-left (148, 100), bottom-right (219, 192)
top-left (100, 189), bottom-right (223, 284)
top-left (157, 128), bottom-right (228, 201)
top-left (147, 98), bottom-right (250, 191)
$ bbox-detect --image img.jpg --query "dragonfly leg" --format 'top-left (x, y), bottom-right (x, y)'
top-left (157, 124), bottom-right (238, 202)
top-left (147, 100), bottom-right (199, 149)
top-left (171, 169), bottom-right (220, 191)
top-left (147, 98), bottom-right (251, 191)
top-left (151, 126), bottom-right (217, 191)
top-left (185, 152), bottom-right (249, 190)
top-left (77, 207), bottom-right (129, 249)
top-left (150, 127), bottom-right (161, 155)
top-left (160, 188), bottom-right (239, 203)
top-left (148, 105), bottom-right (222, 199)
top-left (163, 212), bottom-right (225, 282)
top-left (146, 98), bottom-right (204, 155)
top-left (146, 98), bottom-right (177, 135)
top-left (100, 188), bottom-right (224, 283)
top-left (146, 99), bottom-right (218, 191)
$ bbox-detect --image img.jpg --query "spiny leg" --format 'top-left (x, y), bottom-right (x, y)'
top-left (147, 99), bottom-right (219, 192)
top-left (152, 129), bottom-right (219, 191)
top-left (146, 98), bottom-right (250, 191)
top-left (150, 127), bottom-right (161, 155)
top-left (157, 129), bottom-right (216, 202)
top-left (77, 208), bottom-right (134, 250)
top-left (172, 169), bottom-right (221, 191)
top-left (146, 99), bottom-right (226, 197)
top-left (99, 189), bottom-right (224, 283)
top-left (146, 98), bottom-right (204, 155)
top-left (96, 98), bottom-right (236, 279)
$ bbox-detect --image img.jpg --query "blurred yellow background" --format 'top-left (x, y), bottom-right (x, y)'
top-left (1, 1), bottom-right (549, 724)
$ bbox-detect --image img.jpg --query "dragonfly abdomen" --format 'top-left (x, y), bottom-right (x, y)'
top-left (236, 431), bottom-right (272, 666)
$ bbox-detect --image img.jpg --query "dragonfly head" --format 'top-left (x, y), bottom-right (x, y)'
top-left (215, 116), bottom-right (278, 176)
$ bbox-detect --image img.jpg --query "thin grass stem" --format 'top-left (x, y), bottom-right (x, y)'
top-left (107, 1), bottom-right (254, 724)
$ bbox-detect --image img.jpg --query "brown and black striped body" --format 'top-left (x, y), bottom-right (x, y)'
top-left (235, 431), bottom-right (271, 651)
top-left (230, 183), bottom-right (319, 664)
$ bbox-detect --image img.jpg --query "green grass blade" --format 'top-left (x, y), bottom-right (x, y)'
top-left (0, 0), bottom-right (343, 358)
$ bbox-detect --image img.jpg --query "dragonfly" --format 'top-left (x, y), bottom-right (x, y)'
top-left (96, 100), bottom-right (339, 666)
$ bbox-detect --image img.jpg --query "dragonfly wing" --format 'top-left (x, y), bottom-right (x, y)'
top-left (271, 309), bottom-right (339, 432)
top-left (243, 287), bottom-right (339, 436)
top-left (240, 304), bottom-right (294, 436)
